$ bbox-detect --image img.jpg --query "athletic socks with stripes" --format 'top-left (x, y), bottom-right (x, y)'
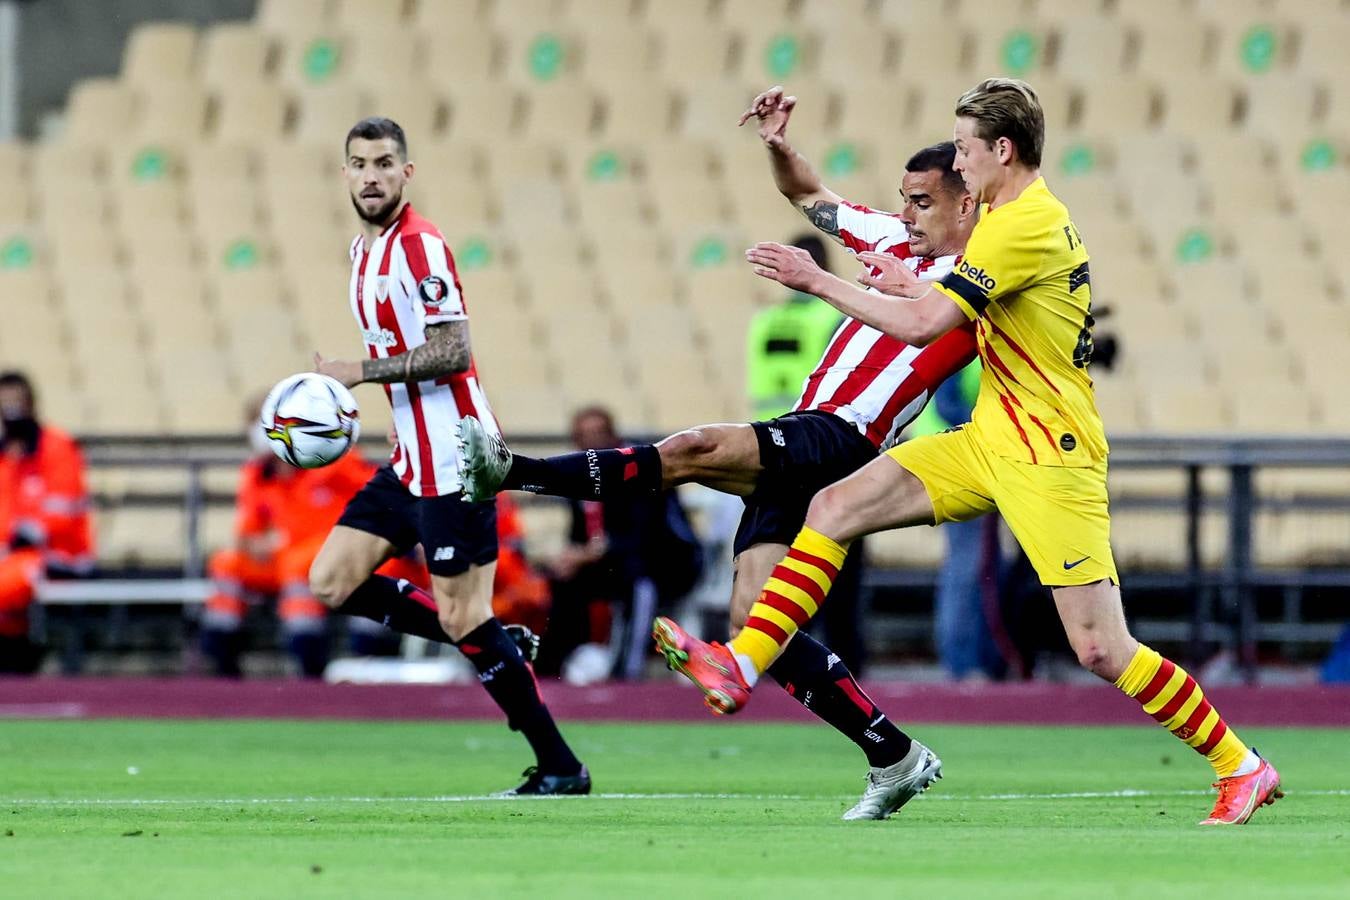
top-left (500, 444), bottom-right (663, 500)
top-left (768, 632), bottom-right (912, 768)
top-left (336, 575), bottom-right (452, 644)
top-left (458, 618), bottom-right (583, 776)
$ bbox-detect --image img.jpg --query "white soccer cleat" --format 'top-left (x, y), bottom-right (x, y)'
top-left (456, 415), bottom-right (512, 502)
top-left (841, 739), bottom-right (943, 821)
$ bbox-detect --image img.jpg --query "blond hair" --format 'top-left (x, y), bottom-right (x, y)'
top-left (954, 78), bottom-right (1044, 167)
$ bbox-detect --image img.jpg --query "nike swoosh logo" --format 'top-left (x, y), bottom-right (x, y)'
top-left (1063, 556), bottom-right (1090, 570)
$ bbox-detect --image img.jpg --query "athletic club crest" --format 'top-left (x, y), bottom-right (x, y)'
top-left (418, 275), bottom-right (449, 306)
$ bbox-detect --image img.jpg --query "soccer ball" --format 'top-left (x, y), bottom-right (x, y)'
top-left (259, 373), bottom-right (360, 468)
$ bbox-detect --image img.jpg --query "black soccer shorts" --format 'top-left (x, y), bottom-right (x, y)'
top-left (732, 410), bottom-right (879, 556)
top-left (336, 465), bottom-right (498, 577)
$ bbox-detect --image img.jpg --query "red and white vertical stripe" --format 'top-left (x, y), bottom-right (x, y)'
top-left (349, 205), bottom-right (500, 497)
top-left (793, 202), bottom-right (970, 448)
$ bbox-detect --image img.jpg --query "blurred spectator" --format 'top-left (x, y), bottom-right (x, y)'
top-left (201, 398), bottom-right (428, 678)
top-left (745, 234), bottom-right (843, 420)
top-left (0, 371), bottom-right (93, 674)
top-left (535, 406), bottom-right (702, 682)
top-left (1323, 625), bottom-right (1350, 683)
top-left (491, 492), bottom-right (551, 638)
top-left (906, 360), bottom-right (1007, 681)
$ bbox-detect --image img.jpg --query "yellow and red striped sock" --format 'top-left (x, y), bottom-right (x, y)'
top-left (1114, 644), bottom-right (1249, 778)
top-left (728, 526), bottom-right (849, 680)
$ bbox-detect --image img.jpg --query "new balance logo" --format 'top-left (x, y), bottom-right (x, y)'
top-left (768, 426), bottom-right (786, 447)
top-left (825, 653), bottom-right (841, 670)
top-left (433, 547), bottom-right (457, 562)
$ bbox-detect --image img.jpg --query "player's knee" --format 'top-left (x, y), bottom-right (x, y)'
top-left (805, 484), bottom-right (851, 536)
top-left (658, 428), bottom-right (717, 473)
top-left (436, 598), bottom-right (489, 643)
top-left (308, 556), bottom-right (352, 610)
top-left (1074, 642), bottom-right (1115, 679)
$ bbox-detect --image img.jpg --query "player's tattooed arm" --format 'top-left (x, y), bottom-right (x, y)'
top-left (359, 320), bottom-right (472, 384)
top-left (800, 200), bottom-right (840, 237)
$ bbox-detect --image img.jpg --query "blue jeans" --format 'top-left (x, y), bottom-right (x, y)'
top-left (933, 517), bottom-right (1004, 679)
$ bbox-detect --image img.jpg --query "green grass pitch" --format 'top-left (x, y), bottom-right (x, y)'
top-left (2, 720), bottom-right (1346, 898)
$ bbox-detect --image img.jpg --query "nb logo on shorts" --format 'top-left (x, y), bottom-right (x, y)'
top-left (769, 427), bottom-right (786, 447)
top-left (433, 547), bottom-right (456, 561)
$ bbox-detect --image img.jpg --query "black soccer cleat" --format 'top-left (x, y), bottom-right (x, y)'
top-left (496, 765), bottom-right (592, 797)
top-left (503, 623), bottom-right (540, 663)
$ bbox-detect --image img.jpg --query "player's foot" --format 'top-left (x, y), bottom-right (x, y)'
top-left (651, 616), bottom-right (751, 715)
top-left (457, 415), bottom-right (512, 502)
top-left (841, 740), bottom-right (943, 821)
top-left (504, 623), bottom-right (539, 662)
top-left (1199, 753), bottom-right (1282, 825)
top-left (496, 764), bottom-right (592, 797)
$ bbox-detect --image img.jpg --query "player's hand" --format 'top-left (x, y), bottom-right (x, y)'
top-left (746, 242), bottom-right (827, 294)
top-left (856, 251), bottom-right (925, 298)
top-left (737, 84), bottom-right (795, 149)
top-left (313, 352), bottom-right (363, 388)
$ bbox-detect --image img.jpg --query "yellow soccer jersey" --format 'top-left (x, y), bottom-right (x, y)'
top-left (934, 177), bottom-right (1107, 467)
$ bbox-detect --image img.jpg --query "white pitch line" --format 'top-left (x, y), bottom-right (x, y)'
top-left (4, 789), bottom-right (1348, 807)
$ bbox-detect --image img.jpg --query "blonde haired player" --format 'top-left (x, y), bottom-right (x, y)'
top-left (654, 78), bottom-right (1281, 826)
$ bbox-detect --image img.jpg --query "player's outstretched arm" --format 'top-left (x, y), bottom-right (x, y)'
top-left (314, 320), bottom-right (472, 388)
top-left (739, 85), bottom-right (845, 243)
top-left (746, 242), bottom-right (965, 347)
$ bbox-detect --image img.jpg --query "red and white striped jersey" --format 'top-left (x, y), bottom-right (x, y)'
top-left (794, 201), bottom-right (978, 448)
top-left (348, 204), bottom-right (500, 497)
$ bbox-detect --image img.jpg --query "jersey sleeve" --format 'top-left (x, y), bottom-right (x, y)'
top-left (401, 232), bottom-right (466, 325)
top-left (835, 201), bottom-right (909, 255)
top-left (934, 207), bottom-right (1044, 320)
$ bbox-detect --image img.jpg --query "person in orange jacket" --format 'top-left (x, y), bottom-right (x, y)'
top-left (201, 398), bottom-right (429, 677)
top-left (492, 493), bottom-right (551, 638)
top-left (0, 371), bottom-right (94, 674)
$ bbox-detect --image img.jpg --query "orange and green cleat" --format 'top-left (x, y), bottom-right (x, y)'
top-left (652, 617), bottom-right (751, 715)
top-left (1199, 754), bottom-right (1283, 825)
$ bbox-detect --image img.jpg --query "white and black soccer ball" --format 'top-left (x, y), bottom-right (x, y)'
top-left (259, 373), bottom-right (360, 469)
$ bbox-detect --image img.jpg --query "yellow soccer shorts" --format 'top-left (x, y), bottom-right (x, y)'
top-left (885, 425), bottom-right (1119, 587)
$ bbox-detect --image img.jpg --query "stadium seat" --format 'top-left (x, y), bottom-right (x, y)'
top-left (1242, 74), bottom-right (1325, 138)
top-left (894, 25), bottom-right (968, 80)
top-left (1053, 16), bottom-right (1128, 79)
top-left (134, 84), bottom-right (211, 143)
top-left (864, 527), bottom-right (944, 572)
top-left (1074, 80), bottom-right (1155, 134)
top-left (1089, 372), bottom-right (1143, 434)
top-left (63, 79), bottom-right (138, 143)
top-left (410, 0), bottom-right (486, 33)
top-left (124, 221), bottom-right (199, 274)
top-left (579, 22), bottom-right (658, 81)
top-left (121, 22), bottom-right (198, 86)
top-left (520, 81), bottom-right (600, 141)
top-left (332, 0), bottom-right (410, 28)
top-left (655, 22), bottom-right (736, 81)
top-left (340, 25), bottom-right (422, 86)
top-left (735, 28), bottom-right (818, 84)
top-left (501, 29), bottom-right (583, 86)
top-left (677, 79), bottom-right (764, 144)
top-left (1292, 16), bottom-right (1350, 79)
top-left (199, 23), bottom-right (273, 88)
top-left (1158, 76), bottom-right (1241, 136)
top-left (443, 80), bottom-right (522, 142)
top-left (212, 83), bottom-right (291, 144)
top-left (596, 83), bottom-right (677, 144)
top-left (969, 25), bottom-right (1054, 81)
top-left (814, 22), bottom-right (892, 89)
top-left (1132, 18), bottom-right (1213, 74)
top-left (275, 32), bottom-right (349, 91)
top-left (1211, 21), bottom-right (1294, 79)
top-left (291, 84), bottom-right (372, 147)
top-left (1142, 384), bottom-right (1233, 434)
top-left (257, 0), bottom-right (336, 37)
top-left (648, 171), bottom-right (730, 231)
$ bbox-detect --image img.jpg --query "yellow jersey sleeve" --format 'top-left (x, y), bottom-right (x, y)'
top-left (934, 203), bottom-right (1046, 319)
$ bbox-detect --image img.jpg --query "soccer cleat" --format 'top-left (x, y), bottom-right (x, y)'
top-left (457, 416), bottom-right (512, 502)
top-left (651, 616), bottom-right (751, 715)
top-left (841, 740), bottom-right (943, 821)
top-left (504, 623), bottom-right (540, 663)
top-left (496, 764), bottom-right (592, 797)
top-left (1199, 753), bottom-right (1282, 825)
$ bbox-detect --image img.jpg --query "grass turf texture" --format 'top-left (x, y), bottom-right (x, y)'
top-left (2, 721), bottom-right (1346, 899)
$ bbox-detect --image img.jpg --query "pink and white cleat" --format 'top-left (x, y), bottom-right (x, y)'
top-left (652, 617), bottom-right (751, 715)
top-left (1199, 754), bottom-right (1283, 825)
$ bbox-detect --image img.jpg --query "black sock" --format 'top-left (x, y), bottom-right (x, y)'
top-left (768, 632), bottom-right (912, 768)
top-left (336, 576), bottom-right (452, 644)
top-left (501, 444), bottom-right (662, 500)
top-left (458, 618), bottom-right (582, 775)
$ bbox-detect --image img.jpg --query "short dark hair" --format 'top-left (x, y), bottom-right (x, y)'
top-left (345, 117), bottom-right (408, 159)
top-left (0, 370), bottom-right (35, 407)
top-left (905, 142), bottom-right (967, 196)
top-left (789, 234), bottom-right (830, 272)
